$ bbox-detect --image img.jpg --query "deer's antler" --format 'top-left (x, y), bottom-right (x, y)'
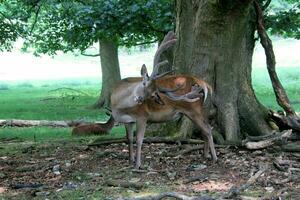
top-left (161, 84), bottom-right (206, 103)
top-left (150, 31), bottom-right (177, 80)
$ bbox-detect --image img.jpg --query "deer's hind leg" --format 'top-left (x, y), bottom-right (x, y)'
top-left (125, 123), bottom-right (135, 165)
top-left (186, 113), bottom-right (217, 162)
top-left (135, 119), bottom-right (147, 169)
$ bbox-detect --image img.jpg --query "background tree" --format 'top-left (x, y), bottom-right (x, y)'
top-left (0, 0), bottom-right (28, 51)
top-left (173, 0), bottom-right (300, 142)
top-left (0, 0), bottom-right (174, 108)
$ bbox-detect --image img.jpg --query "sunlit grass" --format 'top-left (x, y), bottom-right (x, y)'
top-left (0, 66), bottom-right (299, 144)
top-left (252, 67), bottom-right (300, 112)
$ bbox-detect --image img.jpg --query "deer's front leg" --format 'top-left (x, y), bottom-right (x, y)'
top-left (135, 118), bottom-right (147, 169)
top-left (125, 123), bottom-right (135, 165)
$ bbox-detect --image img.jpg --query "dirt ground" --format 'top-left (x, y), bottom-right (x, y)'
top-left (0, 139), bottom-right (299, 199)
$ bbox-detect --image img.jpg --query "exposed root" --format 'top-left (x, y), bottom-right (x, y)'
top-left (244, 129), bottom-right (292, 150)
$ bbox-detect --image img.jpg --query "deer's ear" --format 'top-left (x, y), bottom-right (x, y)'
top-left (141, 64), bottom-right (148, 77)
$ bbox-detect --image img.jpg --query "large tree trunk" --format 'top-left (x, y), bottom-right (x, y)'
top-left (94, 40), bottom-right (121, 108)
top-left (174, 0), bottom-right (274, 141)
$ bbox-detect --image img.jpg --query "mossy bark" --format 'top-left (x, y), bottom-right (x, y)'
top-left (94, 40), bottom-right (121, 108)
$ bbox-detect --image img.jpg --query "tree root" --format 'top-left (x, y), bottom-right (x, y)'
top-left (270, 110), bottom-right (300, 132)
top-left (244, 129), bottom-right (292, 150)
top-left (125, 192), bottom-right (215, 200)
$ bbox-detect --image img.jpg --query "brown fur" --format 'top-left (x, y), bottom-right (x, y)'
top-left (112, 75), bottom-right (211, 118)
top-left (72, 116), bottom-right (114, 136)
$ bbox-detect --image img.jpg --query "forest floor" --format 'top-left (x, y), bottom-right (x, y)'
top-left (0, 137), bottom-right (299, 200)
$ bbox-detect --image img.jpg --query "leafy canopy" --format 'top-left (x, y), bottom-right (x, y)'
top-left (265, 0), bottom-right (300, 39)
top-left (0, 0), bottom-right (174, 54)
top-left (0, 0), bottom-right (299, 53)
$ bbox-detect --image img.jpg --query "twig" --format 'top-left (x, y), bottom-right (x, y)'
top-left (184, 174), bottom-right (209, 184)
top-left (104, 180), bottom-right (144, 190)
top-left (126, 192), bottom-right (215, 200)
top-left (48, 87), bottom-right (90, 96)
top-left (11, 183), bottom-right (43, 189)
top-left (224, 164), bottom-right (267, 199)
top-left (88, 137), bottom-right (205, 146)
top-left (81, 52), bottom-right (100, 57)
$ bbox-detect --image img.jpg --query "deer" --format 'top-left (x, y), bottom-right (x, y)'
top-left (110, 31), bottom-right (217, 169)
top-left (72, 115), bottom-right (114, 136)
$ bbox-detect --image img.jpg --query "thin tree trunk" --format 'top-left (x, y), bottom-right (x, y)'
top-left (93, 40), bottom-right (121, 108)
top-left (254, 1), bottom-right (300, 132)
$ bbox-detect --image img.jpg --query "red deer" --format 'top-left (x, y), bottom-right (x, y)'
top-left (72, 116), bottom-right (114, 136)
top-left (110, 32), bottom-right (217, 169)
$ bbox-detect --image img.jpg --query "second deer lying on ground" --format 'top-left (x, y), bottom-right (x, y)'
top-left (72, 116), bottom-right (114, 136)
top-left (109, 32), bottom-right (217, 169)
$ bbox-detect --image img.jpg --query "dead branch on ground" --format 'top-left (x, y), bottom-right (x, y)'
top-left (88, 137), bottom-right (204, 147)
top-left (104, 180), bottom-right (144, 190)
top-left (126, 192), bottom-right (215, 200)
top-left (0, 119), bottom-right (92, 127)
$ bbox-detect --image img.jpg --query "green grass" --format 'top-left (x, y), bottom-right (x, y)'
top-left (0, 80), bottom-right (125, 144)
top-left (0, 67), bottom-right (299, 144)
top-left (252, 67), bottom-right (300, 112)
top-left (0, 81), bottom-right (103, 120)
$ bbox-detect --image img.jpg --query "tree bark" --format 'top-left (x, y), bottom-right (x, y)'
top-left (93, 40), bottom-right (121, 108)
top-left (174, 0), bottom-right (274, 141)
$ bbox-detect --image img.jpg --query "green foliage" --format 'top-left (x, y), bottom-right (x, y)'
top-left (1, 0), bottom-right (175, 55)
top-left (265, 0), bottom-right (300, 39)
top-left (0, 0), bottom-right (28, 51)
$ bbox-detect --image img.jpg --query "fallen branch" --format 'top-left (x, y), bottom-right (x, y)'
top-left (104, 180), bottom-right (144, 190)
top-left (224, 164), bottom-right (267, 199)
top-left (0, 119), bottom-right (103, 128)
top-left (49, 87), bottom-right (90, 96)
top-left (11, 183), bottom-right (43, 189)
top-left (244, 129), bottom-right (292, 150)
top-left (281, 143), bottom-right (300, 152)
top-left (126, 192), bottom-right (215, 200)
top-left (184, 174), bottom-right (209, 184)
top-left (89, 137), bottom-right (204, 147)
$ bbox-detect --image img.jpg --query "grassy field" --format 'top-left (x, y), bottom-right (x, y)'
top-left (0, 79), bottom-right (125, 143)
top-left (0, 66), bottom-right (299, 143)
